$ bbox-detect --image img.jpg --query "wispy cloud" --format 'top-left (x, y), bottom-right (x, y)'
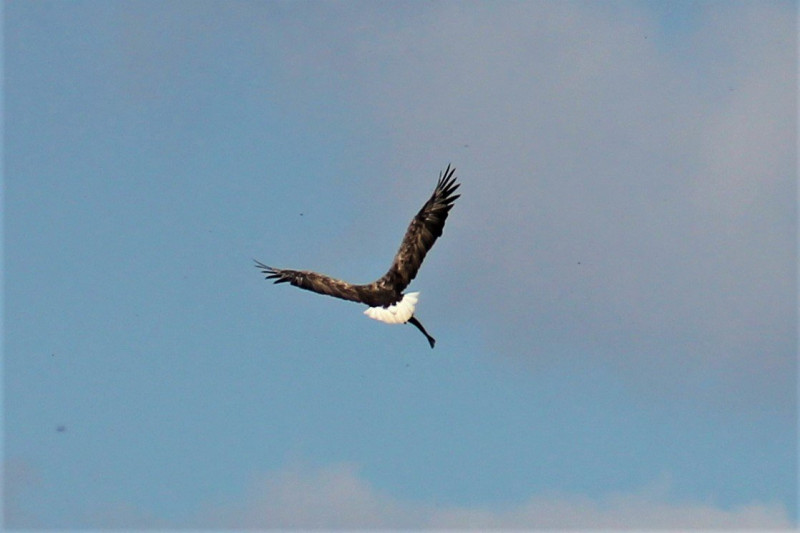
top-left (201, 463), bottom-right (415, 529)
top-left (8, 461), bottom-right (791, 529)
top-left (200, 462), bottom-right (791, 529)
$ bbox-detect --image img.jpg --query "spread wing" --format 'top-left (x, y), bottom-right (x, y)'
top-left (254, 261), bottom-right (364, 303)
top-left (378, 164), bottom-right (460, 293)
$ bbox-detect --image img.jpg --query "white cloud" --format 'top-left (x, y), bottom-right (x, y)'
top-left (200, 463), bottom-right (415, 529)
top-left (7, 461), bottom-right (792, 529)
top-left (202, 463), bottom-right (792, 529)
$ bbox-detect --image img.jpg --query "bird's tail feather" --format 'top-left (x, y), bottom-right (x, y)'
top-left (363, 292), bottom-right (419, 324)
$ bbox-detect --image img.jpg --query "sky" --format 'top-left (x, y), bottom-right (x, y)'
top-left (3, 0), bottom-right (797, 530)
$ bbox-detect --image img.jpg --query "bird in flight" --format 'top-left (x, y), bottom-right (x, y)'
top-left (255, 165), bottom-right (460, 348)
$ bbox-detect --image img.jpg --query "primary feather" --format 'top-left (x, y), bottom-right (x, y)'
top-left (377, 165), bottom-right (460, 293)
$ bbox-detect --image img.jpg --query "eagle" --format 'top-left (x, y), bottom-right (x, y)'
top-left (255, 165), bottom-right (460, 348)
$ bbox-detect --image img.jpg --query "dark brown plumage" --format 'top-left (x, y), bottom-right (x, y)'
top-left (254, 165), bottom-right (460, 348)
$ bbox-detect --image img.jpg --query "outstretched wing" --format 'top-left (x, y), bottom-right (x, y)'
top-left (378, 165), bottom-right (460, 293)
top-left (254, 261), bottom-right (364, 303)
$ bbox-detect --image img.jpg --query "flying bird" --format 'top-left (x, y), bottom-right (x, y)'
top-left (255, 165), bottom-right (460, 348)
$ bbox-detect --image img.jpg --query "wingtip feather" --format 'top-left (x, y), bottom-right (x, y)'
top-left (254, 259), bottom-right (286, 283)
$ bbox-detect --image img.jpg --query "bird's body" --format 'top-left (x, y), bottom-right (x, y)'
top-left (255, 165), bottom-right (460, 348)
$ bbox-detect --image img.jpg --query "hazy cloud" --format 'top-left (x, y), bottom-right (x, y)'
top-left (3, 459), bottom-right (41, 528)
top-left (8, 461), bottom-right (791, 529)
top-left (202, 462), bottom-right (792, 529)
top-left (201, 463), bottom-right (415, 529)
top-left (268, 2), bottom-right (796, 411)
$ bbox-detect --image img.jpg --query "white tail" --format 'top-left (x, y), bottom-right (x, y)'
top-left (363, 292), bottom-right (419, 324)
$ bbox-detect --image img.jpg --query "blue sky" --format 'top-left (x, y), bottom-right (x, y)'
top-left (3, 1), bottom-right (797, 529)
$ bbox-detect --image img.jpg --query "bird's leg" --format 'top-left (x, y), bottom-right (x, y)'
top-left (407, 316), bottom-right (436, 349)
